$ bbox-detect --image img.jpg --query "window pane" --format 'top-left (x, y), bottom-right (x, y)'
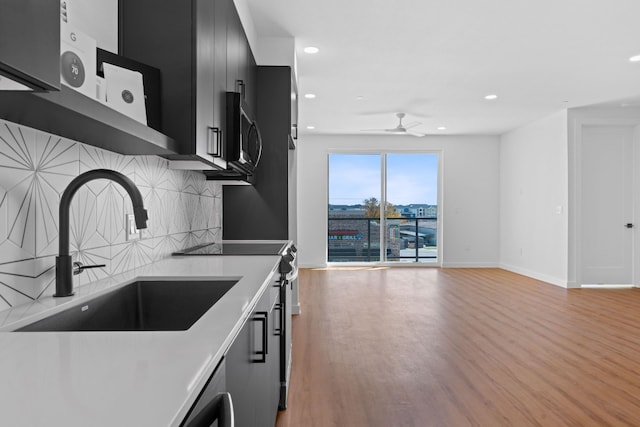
top-left (328, 154), bottom-right (381, 262)
top-left (385, 154), bottom-right (438, 263)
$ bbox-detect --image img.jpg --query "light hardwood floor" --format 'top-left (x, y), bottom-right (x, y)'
top-left (275, 267), bottom-right (640, 427)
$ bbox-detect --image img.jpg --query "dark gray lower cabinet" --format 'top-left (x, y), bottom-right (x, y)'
top-left (226, 278), bottom-right (280, 427)
top-left (181, 359), bottom-right (227, 427)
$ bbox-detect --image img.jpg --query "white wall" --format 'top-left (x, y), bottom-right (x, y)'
top-left (233, 0), bottom-right (258, 53)
top-left (297, 134), bottom-right (500, 268)
top-left (499, 111), bottom-right (569, 286)
top-left (67, 0), bottom-right (118, 52)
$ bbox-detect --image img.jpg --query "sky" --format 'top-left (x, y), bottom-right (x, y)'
top-left (328, 153), bottom-right (438, 205)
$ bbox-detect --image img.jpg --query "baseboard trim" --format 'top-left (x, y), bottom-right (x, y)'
top-left (499, 263), bottom-right (568, 288)
top-left (441, 262), bottom-right (500, 268)
top-left (292, 304), bottom-right (301, 315)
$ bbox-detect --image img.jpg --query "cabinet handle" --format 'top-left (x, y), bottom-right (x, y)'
top-left (207, 127), bottom-right (222, 157)
top-left (274, 303), bottom-right (282, 336)
top-left (236, 79), bottom-right (245, 98)
top-left (253, 311), bottom-right (268, 363)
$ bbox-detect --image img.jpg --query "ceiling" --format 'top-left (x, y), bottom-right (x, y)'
top-left (244, 0), bottom-right (640, 137)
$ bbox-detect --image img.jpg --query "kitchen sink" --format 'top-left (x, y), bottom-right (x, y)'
top-left (16, 280), bottom-right (237, 332)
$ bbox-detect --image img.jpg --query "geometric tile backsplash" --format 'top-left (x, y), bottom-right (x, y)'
top-left (0, 119), bottom-right (222, 314)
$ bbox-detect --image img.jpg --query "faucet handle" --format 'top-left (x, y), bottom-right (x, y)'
top-left (73, 261), bottom-right (107, 275)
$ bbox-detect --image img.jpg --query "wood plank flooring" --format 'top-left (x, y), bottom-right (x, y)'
top-left (275, 267), bottom-right (640, 427)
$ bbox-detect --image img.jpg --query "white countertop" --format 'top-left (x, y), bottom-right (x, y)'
top-left (0, 252), bottom-right (283, 427)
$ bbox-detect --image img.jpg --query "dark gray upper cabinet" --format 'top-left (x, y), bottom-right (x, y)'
top-left (0, 0), bottom-right (60, 91)
top-left (226, 4), bottom-right (241, 93)
top-left (120, 0), bottom-right (255, 170)
top-left (226, 3), bottom-right (255, 110)
top-left (290, 73), bottom-right (298, 148)
top-left (213, 0), bottom-right (228, 157)
top-left (223, 66), bottom-right (295, 240)
top-left (120, 0), bottom-right (227, 168)
top-left (243, 34), bottom-right (258, 116)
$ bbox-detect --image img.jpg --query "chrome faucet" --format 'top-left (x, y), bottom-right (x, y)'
top-left (55, 169), bottom-right (148, 297)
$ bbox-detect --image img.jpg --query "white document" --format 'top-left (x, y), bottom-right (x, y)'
top-left (103, 63), bottom-right (147, 125)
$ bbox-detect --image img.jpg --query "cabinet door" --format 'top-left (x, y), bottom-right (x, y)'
top-left (291, 74), bottom-right (299, 140)
top-left (194, 0), bottom-right (216, 159)
top-left (120, 0), bottom-right (195, 152)
top-left (213, 0), bottom-right (227, 145)
top-left (182, 359), bottom-right (227, 426)
top-left (225, 291), bottom-right (267, 427)
top-left (254, 287), bottom-right (280, 427)
top-left (244, 44), bottom-right (257, 116)
top-left (267, 291), bottom-right (282, 424)
top-left (226, 282), bottom-right (282, 427)
top-left (226, 0), bottom-right (241, 92)
top-left (236, 28), bottom-right (248, 98)
top-left (0, 0), bottom-right (60, 91)
top-left (121, 0), bottom-right (223, 164)
top-left (225, 312), bottom-right (255, 427)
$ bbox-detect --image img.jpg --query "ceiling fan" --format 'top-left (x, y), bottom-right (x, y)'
top-left (361, 112), bottom-right (426, 137)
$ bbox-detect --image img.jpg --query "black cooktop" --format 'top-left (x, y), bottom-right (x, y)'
top-left (173, 242), bottom-right (287, 256)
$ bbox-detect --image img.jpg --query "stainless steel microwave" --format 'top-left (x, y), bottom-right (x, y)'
top-left (225, 91), bottom-right (262, 175)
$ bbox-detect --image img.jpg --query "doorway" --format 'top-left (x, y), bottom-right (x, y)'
top-left (580, 125), bottom-right (634, 284)
top-left (327, 152), bottom-right (440, 264)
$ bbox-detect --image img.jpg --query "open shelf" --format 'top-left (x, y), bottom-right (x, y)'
top-left (0, 85), bottom-right (178, 155)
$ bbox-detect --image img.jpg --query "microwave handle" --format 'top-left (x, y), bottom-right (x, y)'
top-left (249, 122), bottom-right (263, 168)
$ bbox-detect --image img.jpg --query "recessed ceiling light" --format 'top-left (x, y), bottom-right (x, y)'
top-left (303, 46), bottom-right (319, 54)
top-left (629, 55), bottom-right (640, 62)
top-left (437, 126), bottom-right (447, 131)
top-left (306, 125), bottom-right (316, 130)
top-left (355, 96), bottom-right (365, 101)
top-left (484, 94), bottom-right (498, 100)
top-left (304, 93), bottom-right (316, 99)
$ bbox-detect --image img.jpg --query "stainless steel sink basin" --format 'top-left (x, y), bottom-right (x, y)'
top-left (17, 280), bottom-right (237, 332)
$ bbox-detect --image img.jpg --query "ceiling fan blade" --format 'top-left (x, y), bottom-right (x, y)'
top-left (358, 110), bottom-right (430, 119)
top-left (407, 130), bottom-right (426, 137)
top-left (360, 128), bottom-right (391, 132)
top-left (403, 121), bottom-right (421, 130)
top-left (385, 128), bottom-right (407, 134)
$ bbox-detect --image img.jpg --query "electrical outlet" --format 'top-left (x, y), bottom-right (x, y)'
top-left (125, 213), bottom-right (140, 241)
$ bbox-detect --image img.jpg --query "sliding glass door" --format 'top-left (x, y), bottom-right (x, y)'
top-left (328, 152), bottom-right (439, 264)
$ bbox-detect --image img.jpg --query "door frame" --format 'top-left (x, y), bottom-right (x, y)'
top-left (568, 108), bottom-right (640, 287)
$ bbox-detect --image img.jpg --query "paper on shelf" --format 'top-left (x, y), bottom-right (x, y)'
top-left (103, 63), bottom-right (147, 125)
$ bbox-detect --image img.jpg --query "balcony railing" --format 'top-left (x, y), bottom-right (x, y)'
top-left (328, 216), bottom-right (437, 263)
